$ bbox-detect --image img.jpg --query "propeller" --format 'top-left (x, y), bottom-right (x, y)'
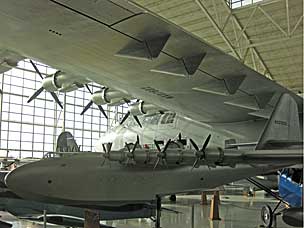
top-left (119, 100), bottom-right (142, 128)
top-left (190, 134), bottom-right (211, 170)
top-left (101, 142), bottom-right (112, 165)
top-left (27, 60), bottom-right (63, 108)
top-left (176, 132), bottom-right (187, 146)
top-left (125, 135), bottom-right (140, 165)
top-left (153, 139), bottom-right (171, 169)
top-left (81, 84), bottom-right (108, 119)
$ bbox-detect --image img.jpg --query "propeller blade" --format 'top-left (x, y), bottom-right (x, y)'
top-left (133, 115), bottom-right (142, 128)
top-left (153, 158), bottom-right (160, 169)
top-left (191, 159), bottom-right (199, 170)
top-left (120, 111), bottom-right (130, 125)
top-left (178, 133), bottom-right (182, 141)
top-left (136, 135), bottom-right (140, 144)
top-left (202, 134), bottom-right (211, 151)
top-left (106, 143), bottom-right (112, 153)
top-left (154, 140), bottom-right (161, 152)
top-left (161, 158), bottom-right (168, 167)
top-left (27, 87), bottom-right (44, 103)
top-left (85, 84), bottom-right (93, 94)
top-left (189, 138), bottom-right (199, 151)
top-left (29, 60), bottom-right (44, 80)
top-left (97, 105), bottom-right (108, 119)
top-left (80, 100), bottom-right (93, 115)
top-left (50, 92), bottom-right (63, 109)
top-left (102, 144), bottom-right (107, 153)
top-left (125, 143), bottom-right (131, 152)
top-left (132, 139), bottom-right (139, 153)
top-left (163, 139), bottom-right (172, 152)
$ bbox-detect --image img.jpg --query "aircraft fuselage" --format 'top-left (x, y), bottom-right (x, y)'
top-left (6, 152), bottom-right (284, 206)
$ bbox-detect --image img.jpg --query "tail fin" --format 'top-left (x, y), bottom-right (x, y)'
top-left (56, 131), bottom-right (80, 152)
top-left (256, 93), bottom-right (301, 150)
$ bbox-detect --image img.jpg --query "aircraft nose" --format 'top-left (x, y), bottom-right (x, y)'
top-left (6, 166), bottom-right (28, 192)
top-left (5, 163), bottom-right (45, 200)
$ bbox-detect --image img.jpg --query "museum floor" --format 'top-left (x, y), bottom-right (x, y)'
top-left (2, 192), bottom-right (292, 228)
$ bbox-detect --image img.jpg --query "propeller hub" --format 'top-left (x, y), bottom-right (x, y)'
top-left (42, 76), bottom-right (58, 92)
top-left (91, 91), bottom-right (106, 105)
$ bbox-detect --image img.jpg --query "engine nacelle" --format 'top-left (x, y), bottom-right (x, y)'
top-left (129, 101), bottom-right (161, 116)
top-left (91, 88), bottom-right (127, 105)
top-left (42, 71), bottom-right (79, 92)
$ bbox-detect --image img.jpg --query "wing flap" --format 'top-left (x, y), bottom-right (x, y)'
top-left (53, 0), bottom-right (135, 25)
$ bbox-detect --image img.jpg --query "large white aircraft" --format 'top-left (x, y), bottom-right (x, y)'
top-left (0, 1), bottom-right (302, 227)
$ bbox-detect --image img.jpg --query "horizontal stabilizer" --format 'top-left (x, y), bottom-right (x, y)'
top-left (263, 140), bottom-right (303, 149)
top-left (256, 93), bottom-right (301, 150)
top-left (249, 107), bottom-right (273, 119)
top-left (225, 140), bottom-right (258, 149)
top-left (241, 149), bottom-right (303, 165)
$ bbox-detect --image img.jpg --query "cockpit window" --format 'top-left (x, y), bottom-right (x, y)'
top-left (160, 113), bottom-right (176, 124)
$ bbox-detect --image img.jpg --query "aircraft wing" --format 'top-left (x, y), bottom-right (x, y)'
top-left (0, 0), bottom-right (302, 139)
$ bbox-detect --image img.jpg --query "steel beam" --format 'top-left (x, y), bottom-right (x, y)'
top-left (291, 15), bottom-right (303, 36)
top-left (236, 6), bottom-right (258, 43)
top-left (195, 0), bottom-right (241, 60)
top-left (286, 0), bottom-right (290, 35)
top-left (258, 6), bottom-right (288, 37)
top-left (244, 34), bottom-right (302, 48)
top-left (221, 0), bottom-right (273, 79)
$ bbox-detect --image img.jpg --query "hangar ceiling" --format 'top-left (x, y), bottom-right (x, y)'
top-left (132, 0), bottom-right (303, 94)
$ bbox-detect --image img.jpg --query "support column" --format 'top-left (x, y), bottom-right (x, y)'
top-left (209, 191), bottom-right (221, 220)
top-left (84, 209), bottom-right (100, 228)
top-left (191, 204), bottom-right (195, 228)
top-left (201, 192), bottom-right (208, 205)
top-left (43, 209), bottom-right (47, 228)
top-left (155, 195), bottom-right (162, 228)
top-left (62, 93), bottom-right (66, 132)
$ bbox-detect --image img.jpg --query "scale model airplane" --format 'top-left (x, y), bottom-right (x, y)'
top-left (0, 1), bottom-right (303, 227)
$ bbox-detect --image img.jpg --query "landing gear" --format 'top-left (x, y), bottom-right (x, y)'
top-left (261, 205), bottom-right (273, 228)
top-left (261, 201), bottom-right (282, 228)
top-left (169, 194), bottom-right (176, 202)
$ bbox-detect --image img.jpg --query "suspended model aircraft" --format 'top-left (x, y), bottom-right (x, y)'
top-left (0, 1), bottom-right (302, 227)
